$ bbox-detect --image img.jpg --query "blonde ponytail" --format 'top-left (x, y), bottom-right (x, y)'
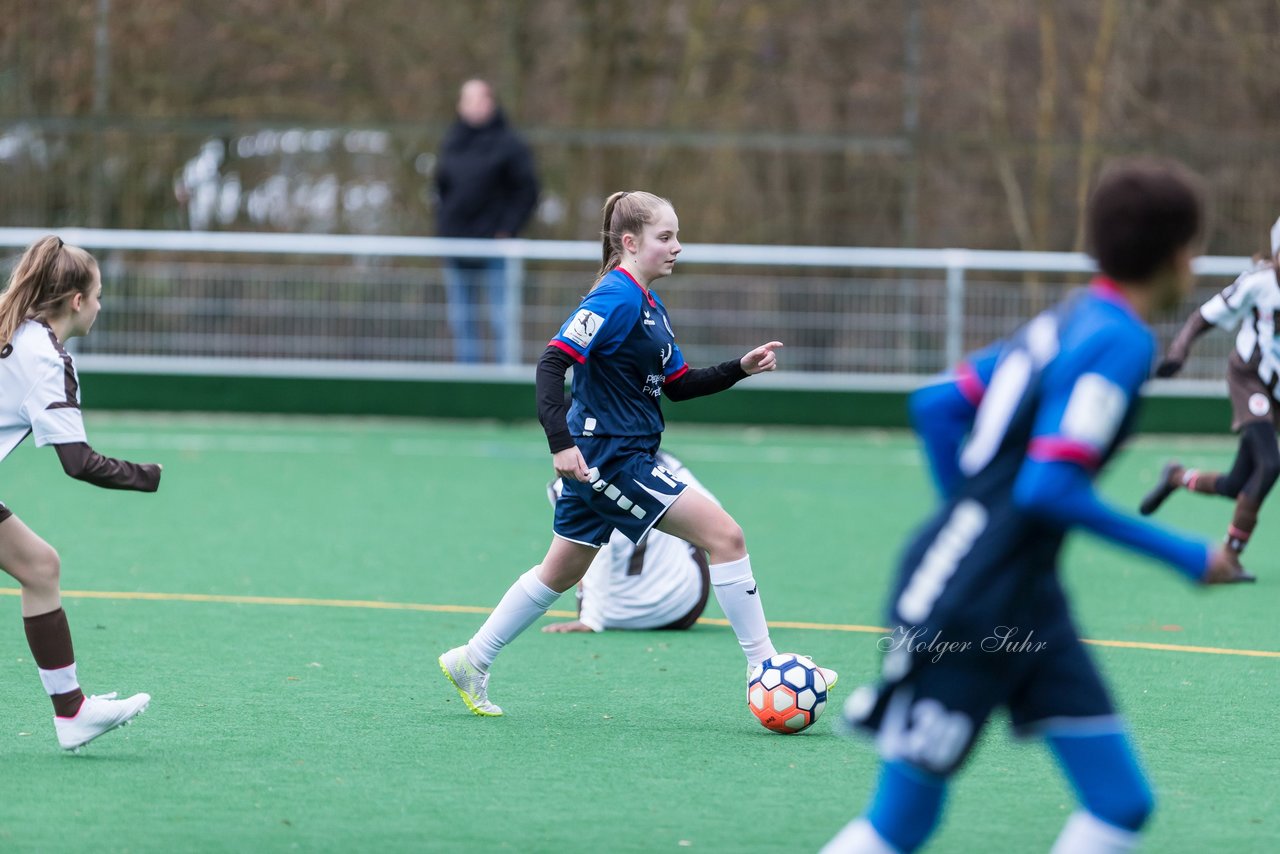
top-left (595, 190), bottom-right (674, 283)
top-left (598, 192), bottom-right (628, 278)
top-left (0, 236), bottom-right (98, 346)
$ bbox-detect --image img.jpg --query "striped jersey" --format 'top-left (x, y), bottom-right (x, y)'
top-left (0, 318), bottom-right (88, 461)
top-left (1199, 262), bottom-right (1280, 385)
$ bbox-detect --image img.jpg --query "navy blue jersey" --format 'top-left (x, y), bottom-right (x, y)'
top-left (549, 268), bottom-right (689, 438)
top-left (961, 286), bottom-right (1150, 493)
top-left (846, 281), bottom-right (1206, 775)
top-left (893, 283), bottom-right (1156, 628)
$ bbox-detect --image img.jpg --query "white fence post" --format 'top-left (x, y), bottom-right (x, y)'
top-left (944, 251), bottom-right (967, 368)
top-left (501, 252), bottom-right (524, 367)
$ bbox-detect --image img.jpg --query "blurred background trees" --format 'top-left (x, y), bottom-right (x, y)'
top-left (3, 0), bottom-right (1279, 253)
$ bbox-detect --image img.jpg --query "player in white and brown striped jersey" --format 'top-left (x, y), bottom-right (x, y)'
top-left (1140, 217), bottom-right (1280, 564)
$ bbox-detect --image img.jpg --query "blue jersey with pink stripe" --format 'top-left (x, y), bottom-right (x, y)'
top-left (844, 279), bottom-right (1206, 777)
top-left (960, 280), bottom-right (1153, 493)
top-left (908, 278), bottom-right (1205, 581)
top-left (549, 268), bottom-right (688, 439)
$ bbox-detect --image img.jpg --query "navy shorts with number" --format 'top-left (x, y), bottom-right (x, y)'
top-left (846, 502), bottom-right (1118, 776)
top-left (553, 435), bottom-right (687, 547)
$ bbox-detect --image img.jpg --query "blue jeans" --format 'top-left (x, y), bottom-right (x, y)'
top-left (442, 257), bottom-right (508, 364)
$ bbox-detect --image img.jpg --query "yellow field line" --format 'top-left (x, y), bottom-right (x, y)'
top-left (695, 616), bottom-right (891, 634)
top-left (2, 587), bottom-right (1277, 659)
top-left (1080, 638), bottom-right (1280, 659)
top-left (0, 587), bottom-right (508, 616)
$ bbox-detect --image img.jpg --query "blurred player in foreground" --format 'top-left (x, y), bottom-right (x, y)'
top-left (1138, 216), bottom-right (1280, 567)
top-left (0, 236), bottom-right (162, 751)
top-left (823, 160), bottom-right (1253, 854)
top-left (541, 450), bottom-right (711, 634)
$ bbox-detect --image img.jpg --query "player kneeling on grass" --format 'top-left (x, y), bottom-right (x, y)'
top-left (822, 161), bottom-right (1253, 854)
top-left (0, 237), bottom-right (161, 751)
top-left (1139, 215), bottom-right (1280, 568)
top-left (541, 451), bottom-right (712, 634)
top-left (440, 190), bottom-right (835, 716)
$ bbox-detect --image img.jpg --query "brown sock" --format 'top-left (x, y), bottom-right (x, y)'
top-left (1225, 496), bottom-right (1260, 555)
top-left (23, 608), bottom-right (85, 718)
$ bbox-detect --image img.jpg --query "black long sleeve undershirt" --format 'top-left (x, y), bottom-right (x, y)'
top-left (663, 358), bottom-right (748, 402)
top-left (54, 442), bottom-right (162, 492)
top-left (536, 345), bottom-right (576, 453)
top-left (536, 347), bottom-right (749, 452)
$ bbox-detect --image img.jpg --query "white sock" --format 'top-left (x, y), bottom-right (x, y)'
top-left (1050, 811), bottom-right (1141, 854)
top-left (467, 567), bottom-right (562, 671)
top-left (709, 554), bottom-right (777, 669)
top-left (37, 663), bottom-right (79, 696)
top-left (820, 818), bottom-right (900, 854)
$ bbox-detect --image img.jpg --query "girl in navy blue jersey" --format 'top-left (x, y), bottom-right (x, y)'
top-left (440, 191), bottom-right (836, 716)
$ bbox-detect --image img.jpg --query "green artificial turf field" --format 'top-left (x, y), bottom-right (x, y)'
top-left (0, 414), bottom-right (1275, 852)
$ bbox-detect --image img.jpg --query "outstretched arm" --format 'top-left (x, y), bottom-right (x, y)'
top-left (54, 442), bottom-right (161, 491)
top-left (1013, 330), bottom-right (1250, 583)
top-left (1014, 460), bottom-right (1251, 584)
top-left (664, 341), bottom-right (779, 402)
top-left (1162, 268), bottom-right (1267, 377)
top-left (542, 583), bottom-right (599, 633)
top-left (1155, 310), bottom-right (1212, 378)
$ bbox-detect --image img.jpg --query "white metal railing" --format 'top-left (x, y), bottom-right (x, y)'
top-left (0, 228), bottom-right (1251, 391)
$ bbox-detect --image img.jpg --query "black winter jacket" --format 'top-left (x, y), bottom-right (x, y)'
top-left (434, 110), bottom-right (539, 239)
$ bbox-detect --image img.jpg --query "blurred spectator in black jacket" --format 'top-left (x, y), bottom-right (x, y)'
top-left (435, 79), bottom-right (539, 364)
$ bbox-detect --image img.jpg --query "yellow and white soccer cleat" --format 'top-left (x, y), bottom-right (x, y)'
top-left (800, 655), bottom-right (839, 690)
top-left (439, 646), bottom-right (503, 716)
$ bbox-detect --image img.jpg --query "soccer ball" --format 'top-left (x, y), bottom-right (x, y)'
top-left (747, 653), bottom-right (828, 734)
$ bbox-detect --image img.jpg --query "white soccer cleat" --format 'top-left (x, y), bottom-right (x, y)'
top-left (439, 646), bottom-right (503, 717)
top-left (54, 691), bottom-right (150, 751)
top-left (799, 656), bottom-right (839, 690)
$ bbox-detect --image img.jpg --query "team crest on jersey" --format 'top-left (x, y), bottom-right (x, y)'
top-left (1249, 392), bottom-right (1271, 417)
top-left (660, 343), bottom-right (673, 368)
top-left (564, 309), bottom-right (604, 348)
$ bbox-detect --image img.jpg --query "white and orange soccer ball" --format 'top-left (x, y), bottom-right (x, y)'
top-left (747, 653), bottom-right (828, 734)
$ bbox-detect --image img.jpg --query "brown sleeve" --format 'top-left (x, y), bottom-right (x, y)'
top-left (54, 442), bottom-right (161, 492)
top-left (1165, 310), bottom-right (1212, 363)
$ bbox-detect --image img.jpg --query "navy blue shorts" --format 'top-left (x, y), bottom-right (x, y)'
top-left (553, 435), bottom-right (688, 547)
top-left (846, 568), bottom-right (1117, 776)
